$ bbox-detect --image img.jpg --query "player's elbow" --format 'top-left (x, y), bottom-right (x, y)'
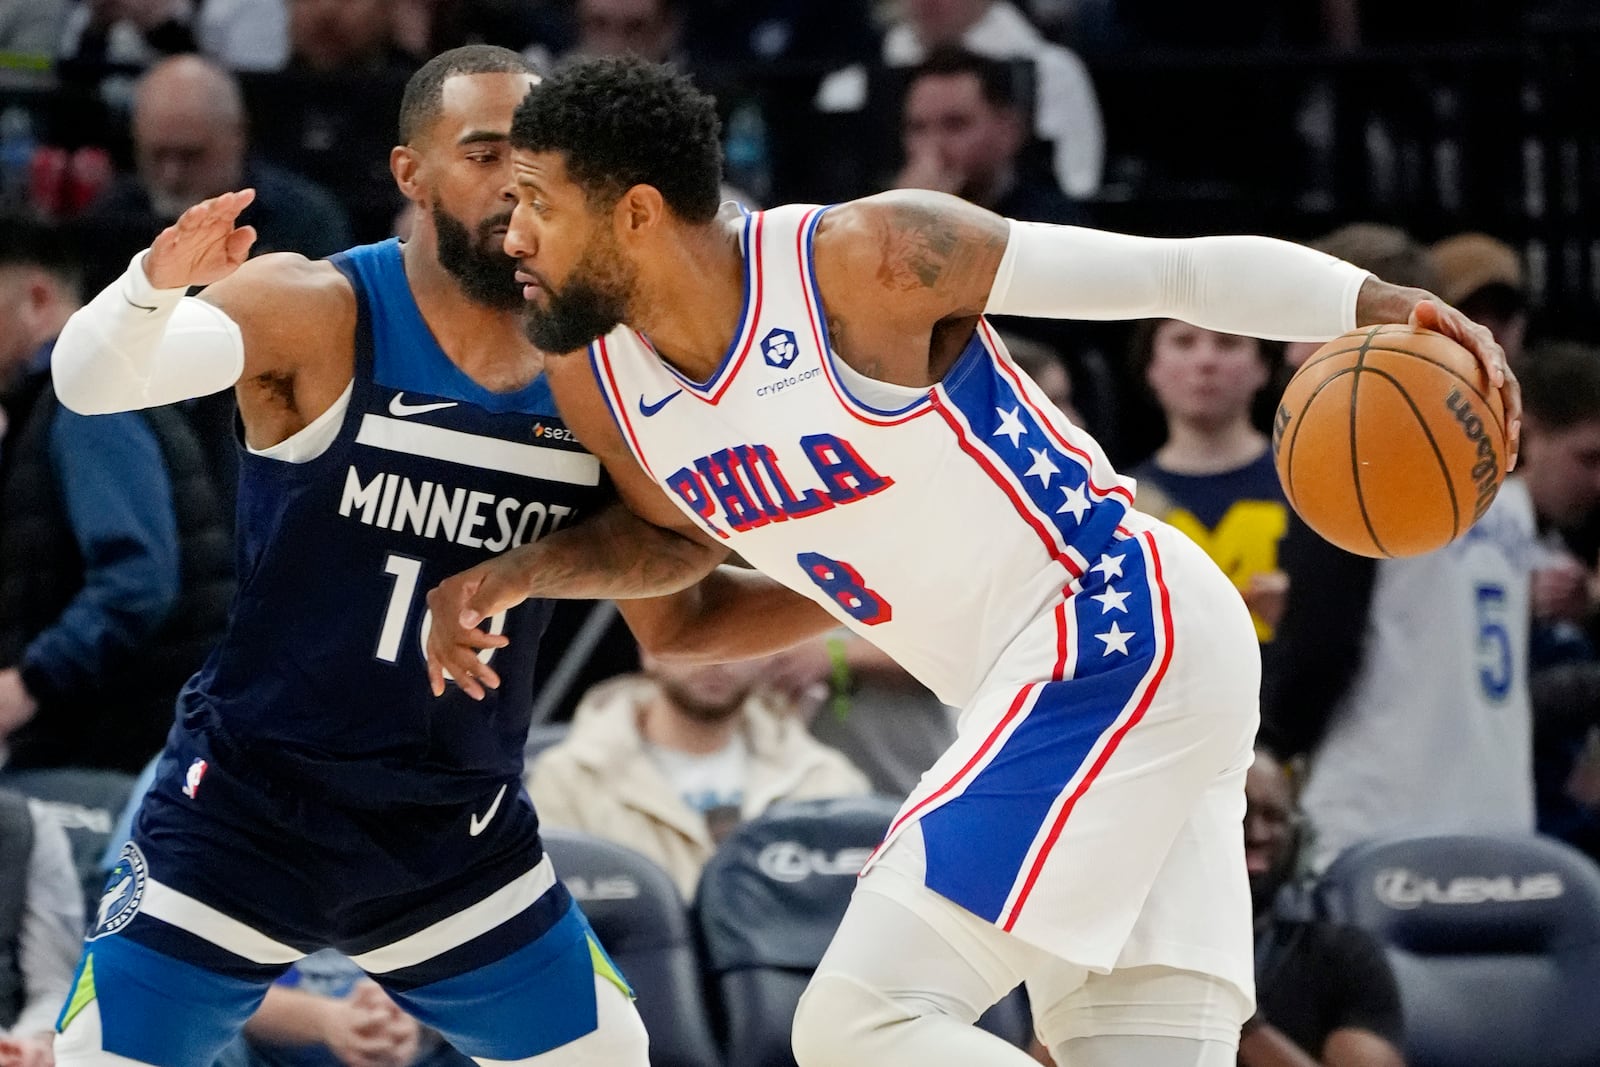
top-left (53, 320), bottom-right (134, 415)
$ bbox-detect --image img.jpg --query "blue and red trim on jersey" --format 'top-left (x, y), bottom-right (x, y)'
top-left (797, 205), bottom-right (938, 426)
top-left (868, 530), bottom-right (1175, 930)
top-left (658, 209), bottom-right (766, 404)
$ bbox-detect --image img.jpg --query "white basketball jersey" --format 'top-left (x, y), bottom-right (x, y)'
top-left (589, 205), bottom-right (1135, 707)
top-left (1302, 476), bottom-right (1538, 865)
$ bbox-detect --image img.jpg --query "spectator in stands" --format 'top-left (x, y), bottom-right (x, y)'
top-left (391, 0), bottom-right (568, 66)
top-left (0, 0), bottom-right (67, 60)
top-left (572, 0), bottom-right (680, 65)
top-left (1131, 320), bottom-right (1290, 640)
top-left (1531, 661), bottom-right (1600, 863)
top-left (1240, 750), bottom-right (1406, 1067)
top-left (285, 0), bottom-right (411, 76)
top-left (262, 0), bottom-right (414, 242)
top-left (59, 0), bottom-right (288, 72)
top-left (89, 55), bottom-right (351, 262)
top-left (1431, 233), bottom-right (1529, 365)
top-left (1517, 342), bottom-right (1600, 666)
top-left (0, 218), bottom-right (233, 773)
top-left (0, 789), bottom-right (82, 1067)
top-left (527, 648), bottom-right (871, 898)
top-left (819, 0), bottom-right (1103, 200)
top-left (893, 47), bottom-right (1085, 227)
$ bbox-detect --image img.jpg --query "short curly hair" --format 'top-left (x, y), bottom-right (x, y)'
top-left (510, 55), bottom-right (722, 224)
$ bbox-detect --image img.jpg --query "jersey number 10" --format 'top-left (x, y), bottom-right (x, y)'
top-left (376, 554), bottom-right (508, 673)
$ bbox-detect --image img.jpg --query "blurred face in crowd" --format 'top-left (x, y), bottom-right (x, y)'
top-left (645, 653), bottom-right (769, 725)
top-left (133, 59), bottom-right (246, 218)
top-left (576, 0), bottom-right (680, 65)
top-left (0, 266), bottom-right (53, 375)
top-left (1521, 415), bottom-right (1600, 528)
top-left (398, 71), bottom-right (539, 309)
top-left (290, 0), bottom-right (392, 72)
top-left (1144, 320), bottom-right (1269, 430)
top-left (902, 0), bottom-right (993, 47)
top-left (1244, 751), bottom-right (1298, 916)
top-left (902, 71), bottom-right (1023, 206)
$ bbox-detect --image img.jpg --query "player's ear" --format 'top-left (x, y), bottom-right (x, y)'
top-left (617, 184), bottom-right (665, 239)
top-left (391, 145), bottom-right (424, 202)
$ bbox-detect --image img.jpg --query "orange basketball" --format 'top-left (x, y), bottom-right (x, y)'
top-left (1271, 324), bottom-right (1507, 558)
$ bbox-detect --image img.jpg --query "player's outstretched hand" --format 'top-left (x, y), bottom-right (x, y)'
top-left (144, 188), bottom-right (258, 290)
top-left (424, 553), bottom-right (531, 699)
top-left (1410, 298), bottom-right (1522, 471)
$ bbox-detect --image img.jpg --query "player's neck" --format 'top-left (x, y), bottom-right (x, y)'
top-left (638, 691), bottom-right (743, 756)
top-left (1156, 419), bottom-right (1267, 475)
top-left (402, 234), bottom-right (543, 392)
top-left (627, 214), bottom-right (749, 384)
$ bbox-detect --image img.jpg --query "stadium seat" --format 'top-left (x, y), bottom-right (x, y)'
top-left (523, 721), bottom-right (571, 765)
top-left (540, 829), bottom-right (721, 1067)
top-left (696, 796), bottom-right (1030, 1067)
top-left (1315, 833), bottom-right (1600, 1067)
top-left (0, 766), bottom-right (135, 918)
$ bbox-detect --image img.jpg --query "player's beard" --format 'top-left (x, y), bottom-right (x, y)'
top-left (521, 232), bottom-right (636, 355)
top-left (659, 681), bottom-right (748, 725)
top-left (433, 204), bottom-right (523, 310)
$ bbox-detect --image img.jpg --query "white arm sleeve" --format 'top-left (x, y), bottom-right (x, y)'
top-left (984, 221), bottom-right (1373, 342)
top-left (52, 250), bottom-right (247, 415)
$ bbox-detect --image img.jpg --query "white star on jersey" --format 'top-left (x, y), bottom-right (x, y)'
top-left (993, 406), bottom-right (1028, 448)
top-left (1024, 448), bottom-right (1060, 488)
top-left (1095, 622), bottom-right (1134, 656)
top-left (1090, 585), bottom-right (1130, 614)
top-left (1091, 552), bottom-right (1125, 580)
top-left (1056, 484), bottom-right (1090, 522)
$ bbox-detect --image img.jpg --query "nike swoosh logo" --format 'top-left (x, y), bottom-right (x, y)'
top-left (638, 391), bottom-right (681, 417)
top-left (389, 393), bottom-right (459, 417)
top-left (469, 784), bottom-right (508, 837)
top-left (122, 293), bottom-right (158, 313)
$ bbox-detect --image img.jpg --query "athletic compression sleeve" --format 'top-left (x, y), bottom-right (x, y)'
top-left (985, 221), bottom-right (1372, 342)
top-left (52, 250), bottom-right (246, 415)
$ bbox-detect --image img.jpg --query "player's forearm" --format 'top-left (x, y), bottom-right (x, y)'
top-left (984, 222), bottom-right (1371, 342)
top-left (1239, 1020), bottom-right (1325, 1067)
top-left (241, 986), bottom-right (338, 1046)
top-left (53, 251), bottom-right (244, 415)
top-left (617, 566), bottom-right (838, 662)
top-left (503, 503), bottom-right (728, 602)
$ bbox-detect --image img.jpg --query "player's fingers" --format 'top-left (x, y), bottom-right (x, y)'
top-left (457, 629), bottom-right (509, 650)
top-left (427, 655), bottom-right (445, 698)
top-left (226, 225), bottom-right (258, 263)
top-left (470, 660), bottom-right (502, 691)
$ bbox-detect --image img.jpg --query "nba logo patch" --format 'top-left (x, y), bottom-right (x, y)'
top-left (90, 842), bottom-right (147, 940)
top-left (182, 757), bottom-right (208, 799)
top-left (761, 328), bottom-right (799, 369)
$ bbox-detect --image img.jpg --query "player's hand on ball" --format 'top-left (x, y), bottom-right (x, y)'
top-left (1409, 298), bottom-right (1521, 470)
top-left (424, 554), bottom-right (529, 699)
top-left (144, 189), bottom-right (258, 290)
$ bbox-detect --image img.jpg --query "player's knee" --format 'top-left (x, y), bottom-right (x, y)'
top-left (792, 972), bottom-right (910, 1067)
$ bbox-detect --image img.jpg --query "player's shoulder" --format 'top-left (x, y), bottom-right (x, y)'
top-left (810, 191), bottom-right (1007, 317)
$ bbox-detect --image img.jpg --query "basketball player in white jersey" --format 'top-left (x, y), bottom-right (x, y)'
top-left (413, 58), bottom-right (1520, 1067)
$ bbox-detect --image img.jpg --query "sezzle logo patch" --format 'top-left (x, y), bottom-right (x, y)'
top-left (90, 842), bottom-right (148, 939)
top-left (531, 420), bottom-right (583, 448)
top-left (761, 327), bottom-right (799, 369)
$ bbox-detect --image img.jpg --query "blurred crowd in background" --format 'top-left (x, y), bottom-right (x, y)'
top-left (3, 2), bottom-right (1600, 1066)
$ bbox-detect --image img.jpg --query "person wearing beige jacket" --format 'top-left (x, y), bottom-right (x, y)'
top-left (526, 651), bottom-right (873, 900)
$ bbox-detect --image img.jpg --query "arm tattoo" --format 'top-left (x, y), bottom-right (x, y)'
top-left (872, 199), bottom-right (1010, 312)
top-left (516, 504), bottom-right (723, 601)
top-left (875, 203), bottom-right (960, 292)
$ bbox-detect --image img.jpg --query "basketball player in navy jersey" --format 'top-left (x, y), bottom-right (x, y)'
top-left (43, 46), bottom-right (830, 1067)
top-left (419, 58), bottom-right (1520, 1067)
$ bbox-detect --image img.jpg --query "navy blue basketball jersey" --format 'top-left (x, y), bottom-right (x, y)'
top-left (176, 240), bottom-right (604, 807)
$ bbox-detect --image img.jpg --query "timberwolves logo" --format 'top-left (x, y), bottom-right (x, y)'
top-left (89, 842), bottom-right (148, 940)
top-left (761, 328), bottom-right (799, 369)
